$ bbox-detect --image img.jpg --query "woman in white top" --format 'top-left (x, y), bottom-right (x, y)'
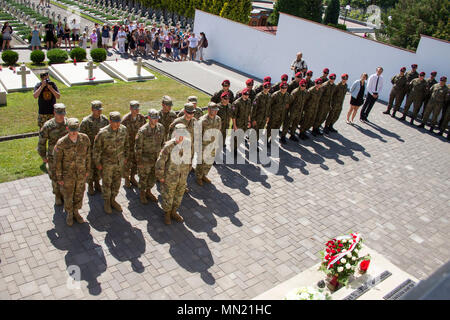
top-left (346, 73), bottom-right (368, 124)
top-left (188, 33), bottom-right (199, 61)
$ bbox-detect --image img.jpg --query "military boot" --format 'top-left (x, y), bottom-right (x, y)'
top-left (196, 177), bottom-right (203, 186)
top-left (436, 130), bottom-right (443, 136)
top-left (280, 136), bottom-right (287, 143)
top-left (55, 193), bottom-right (63, 206)
top-left (111, 197), bottom-right (123, 212)
top-left (73, 210), bottom-right (84, 224)
top-left (289, 135), bottom-right (299, 142)
top-left (88, 182), bottom-right (95, 195)
top-left (164, 211), bottom-right (171, 225)
top-left (202, 176), bottom-right (211, 184)
top-left (171, 208), bottom-right (184, 222)
top-left (329, 126), bottom-right (338, 133)
top-left (94, 180), bottom-right (102, 193)
top-left (323, 126), bottom-right (330, 134)
top-left (410, 118), bottom-right (414, 125)
top-left (140, 190), bottom-right (148, 204)
top-left (400, 115), bottom-right (406, 121)
top-left (104, 199), bottom-right (112, 214)
top-left (124, 177), bottom-right (131, 188)
top-left (382, 108), bottom-right (391, 115)
top-left (418, 123), bottom-right (425, 128)
top-left (130, 175), bottom-right (139, 187)
top-left (66, 210), bottom-right (74, 226)
top-left (146, 189), bottom-right (157, 202)
top-left (391, 110), bottom-right (397, 118)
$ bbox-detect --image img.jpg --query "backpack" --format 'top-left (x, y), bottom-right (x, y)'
top-left (203, 38), bottom-right (208, 48)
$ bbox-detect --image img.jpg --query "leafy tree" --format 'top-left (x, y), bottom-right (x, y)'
top-left (300, 0), bottom-right (324, 23)
top-left (268, 0), bottom-right (300, 25)
top-left (323, 0), bottom-right (340, 25)
top-left (379, 0), bottom-right (449, 50)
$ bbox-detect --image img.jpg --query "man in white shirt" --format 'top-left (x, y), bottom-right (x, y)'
top-left (188, 33), bottom-right (199, 61)
top-left (360, 67), bottom-right (384, 122)
top-left (290, 52), bottom-right (308, 79)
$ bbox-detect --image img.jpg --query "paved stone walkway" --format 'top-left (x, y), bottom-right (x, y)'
top-left (0, 62), bottom-right (449, 299)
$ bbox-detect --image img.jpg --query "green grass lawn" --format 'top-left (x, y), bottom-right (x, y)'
top-left (0, 68), bottom-right (210, 137)
top-left (0, 137), bottom-right (45, 183)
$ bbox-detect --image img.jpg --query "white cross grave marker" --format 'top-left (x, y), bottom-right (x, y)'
top-left (85, 60), bottom-right (97, 80)
top-left (17, 64), bottom-right (30, 88)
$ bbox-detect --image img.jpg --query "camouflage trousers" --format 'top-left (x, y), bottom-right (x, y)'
top-left (300, 106), bottom-right (318, 133)
top-left (101, 164), bottom-right (122, 200)
top-left (313, 103), bottom-right (331, 129)
top-left (439, 105), bottom-right (450, 131)
top-left (221, 120), bottom-right (230, 143)
top-left (325, 105), bottom-right (343, 127)
top-left (88, 150), bottom-right (101, 184)
top-left (387, 89), bottom-right (405, 111)
top-left (252, 119), bottom-right (266, 140)
top-left (267, 117), bottom-right (283, 138)
top-left (402, 96), bottom-right (424, 119)
top-left (160, 175), bottom-right (189, 212)
top-left (422, 101), bottom-right (444, 127)
top-left (137, 154), bottom-right (158, 190)
top-left (38, 114), bottom-right (54, 129)
top-left (123, 147), bottom-right (137, 178)
top-left (195, 143), bottom-right (217, 179)
top-left (48, 156), bottom-right (62, 197)
top-left (282, 108), bottom-right (303, 136)
top-left (62, 175), bottom-right (86, 212)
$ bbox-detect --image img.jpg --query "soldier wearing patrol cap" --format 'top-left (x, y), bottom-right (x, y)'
top-left (254, 76), bottom-right (271, 95)
top-left (270, 74), bottom-right (289, 94)
top-left (195, 102), bottom-right (221, 186)
top-left (312, 73), bottom-right (336, 136)
top-left (54, 118), bottom-right (91, 226)
top-left (419, 76), bottom-right (449, 132)
top-left (305, 71), bottom-right (314, 89)
top-left (251, 81), bottom-right (271, 141)
top-left (135, 109), bottom-right (166, 204)
top-left (320, 68), bottom-right (330, 84)
top-left (383, 67), bottom-right (407, 115)
top-left (37, 103), bottom-right (68, 206)
top-left (268, 81), bottom-right (290, 142)
top-left (159, 95), bottom-right (177, 140)
top-left (156, 123), bottom-right (191, 225)
top-left (299, 78), bottom-right (323, 140)
top-left (236, 79), bottom-right (257, 103)
top-left (324, 73), bottom-right (349, 134)
top-left (211, 79), bottom-right (235, 104)
top-left (177, 96), bottom-right (204, 120)
top-left (93, 112), bottom-right (129, 214)
top-left (217, 91), bottom-right (232, 143)
top-left (288, 72), bottom-right (303, 94)
top-left (121, 100), bottom-right (147, 188)
top-left (80, 100), bottom-right (109, 195)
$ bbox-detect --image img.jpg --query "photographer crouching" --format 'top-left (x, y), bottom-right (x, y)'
top-left (33, 71), bottom-right (61, 129)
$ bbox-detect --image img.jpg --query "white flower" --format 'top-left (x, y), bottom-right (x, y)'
top-left (341, 258), bottom-right (346, 264)
top-left (346, 263), bottom-right (351, 269)
top-left (352, 256), bottom-right (356, 261)
top-left (347, 252), bottom-right (352, 258)
top-left (342, 239), bottom-right (347, 243)
top-left (337, 266), bottom-right (344, 272)
top-left (354, 249), bottom-right (359, 254)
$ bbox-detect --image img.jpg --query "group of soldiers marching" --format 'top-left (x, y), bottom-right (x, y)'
top-left (383, 64), bottom-right (449, 136)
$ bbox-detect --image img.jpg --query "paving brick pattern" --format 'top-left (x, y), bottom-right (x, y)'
top-left (0, 97), bottom-right (449, 299)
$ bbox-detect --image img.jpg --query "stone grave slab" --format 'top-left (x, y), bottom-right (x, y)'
top-left (48, 62), bottom-right (115, 87)
top-left (253, 246), bottom-right (419, 300)
top-left (0, 65), bottom-right (40, 92)
top-left (100, 59), bottom-right (156, 82)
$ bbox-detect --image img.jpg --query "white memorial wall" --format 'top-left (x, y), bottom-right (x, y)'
top-left (193, 10), bottom-right (450, 104)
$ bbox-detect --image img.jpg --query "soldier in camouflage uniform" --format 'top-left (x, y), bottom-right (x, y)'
top-left (155, 123), bottom-right (191, 225)
top-left (195, 102), bottom-right (221, 186)
top-left (270, 74), bottom-right (289, 94)
top-left (177, 96), bottom-right (204, 120)
top-left (121, 101), bottom-right (147, 188)
top-left (251, 81), bottom-right (271, 141)
top-left (37, 103), bottom-right (68, 206)
top-left (399, 72), bottom-right (427, 123)
top-left (211, 79), bottom-right (234, 103)
top-left (299, 79), bottom-right (323, 140)
top-left (235, 79), bottom-right (257, 103)
top-left (267, 82), bottom-right (290, 142)
top-left (80, 100), bottom-right (109, 195)
top-left (324, 73), bottom-right (349, 134)
top-left (231, 88), bottom-right (252, 154)
top-left (421, 71), bottom-right (438, 119)
top-left (312, 74), bottom-right (336, 136)
top-left (135, 109), bottom-right (166, 205)
top-left (419, 77), bottom-right (449, 132)
top-left (320, 68), bottom-right (329, 84)
top-left (281, 79), bottom-right (308, 141)
top-left (254, 76), bottom-right (271, 95)
top-left (158, 95), bottom-right (178, 140)
top-left (383, 67), bottom-right (407, 115)
top-left (217, 92), bottom-right (232, 143)
top-left (437, 90), bottom-right (450, 138)
top-left (54, 118), bottom-right (91, 226)
top-left (304, 71), bottom-right (314, 89)
top-left (395, 64), bottom-right (419, 114)
top-left (288, 72), bottom-right (303, 94)
top-left (93, 112), bottom-right (129, 214)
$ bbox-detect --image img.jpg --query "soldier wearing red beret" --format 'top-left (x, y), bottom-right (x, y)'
top-left (251, 81), bottom-right (271, 141)
top-left (231, 87), bottom-right (252, 155)
top-left (268, 81), bottom-right (290, 142)
top-left (383, 67), bottom-right (407, 115)
top-left (398, 71), bottom-right (427, 122)
top-left (324, 74), bottom-right (349, 134)
top-left (211, 79), bottom-right (235, 104)
top-left (288, 72), bottom-right (303, 94)
top-left (299, 78), bottom-right (323, 140)
top-left (255, 76), bottom-right (271, 95)
top-left (217, 92), bottom-right (232, 143)
top-left (419, 76), bottom-right (448, 133)
top-left (312, 73), bottom-right (336, 136)
top-left (235, 78), bottom-right (256, 102)
top-left (421, 71), bottom-right (438, 119)
top-left (320, 68), bottom-right (329, 84)
top-left (270, 74), bottom-right (289, 94)
top-left (281, 78), bottom-right (309, 141)
top-left (305, 71), bottom-right (314, 89)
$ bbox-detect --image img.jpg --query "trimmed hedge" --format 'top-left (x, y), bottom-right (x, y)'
top-left (47, 49), bottom-right (68, 64)
top-left (90, 48), bottom-right (107, 62)
top-left (30, 50), bottom-right (45, 64)
top-left (1, 50), bottom-right (19, 66)
top-left (69, 47), bottom-right (87, 62)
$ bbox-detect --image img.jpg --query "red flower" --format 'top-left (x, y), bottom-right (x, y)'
top-left (338, 243), bottom-right (343, 247)
top-left (360, 260), bottom-right (370, 271)
top-left (326, 249), bottom-right (330, 253)
top-left (330, 264), bottom-right (334, 268)
top-left (337, 261), bottom-right (340, 265)
top-left (337, 249), bottom-right (341, 252)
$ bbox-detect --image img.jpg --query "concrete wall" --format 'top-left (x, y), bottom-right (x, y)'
top-left (194, 10), bottom-right (450, 103)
